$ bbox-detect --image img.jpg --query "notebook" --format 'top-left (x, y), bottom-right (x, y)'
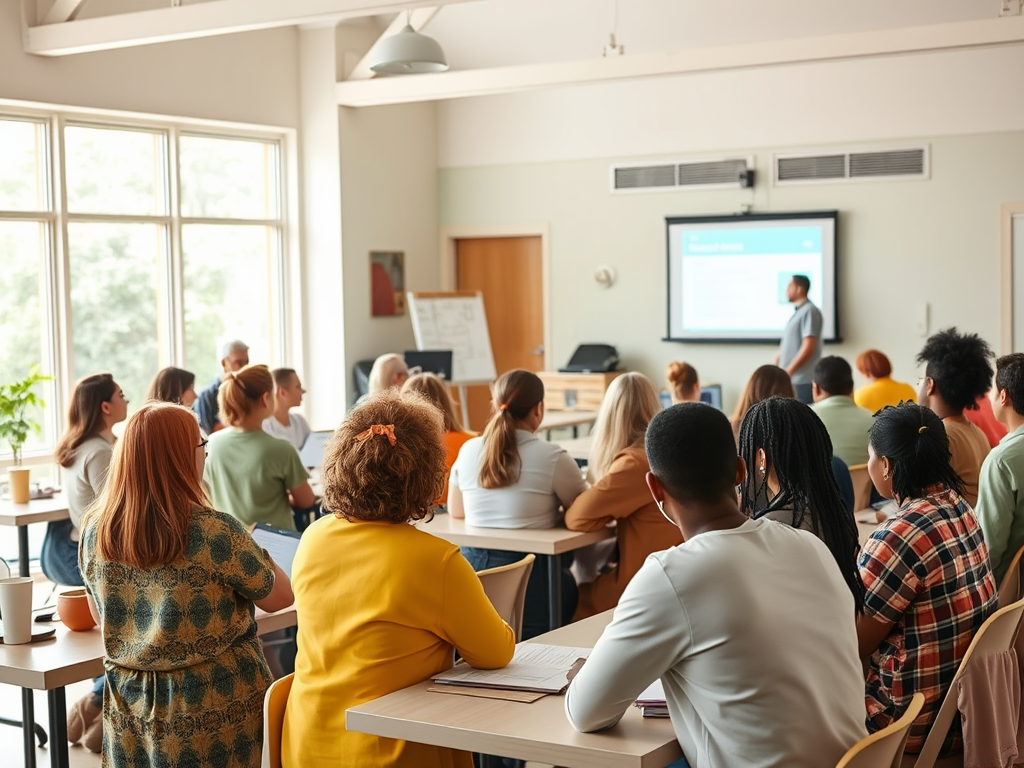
top-left (433, 644), bottom-right (591, 694)
top-left (251, 523), bottom-right (303, 578)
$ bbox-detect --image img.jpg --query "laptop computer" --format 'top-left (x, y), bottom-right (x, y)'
top-left (299, 430), bottom-right (332, 469)
top-left (404, 350), bottom-right (454, 381)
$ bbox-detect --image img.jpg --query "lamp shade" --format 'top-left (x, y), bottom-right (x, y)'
top-left (369, 24), bottom-right (449, 75)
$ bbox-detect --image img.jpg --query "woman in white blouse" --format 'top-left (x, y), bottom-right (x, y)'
top-left (448, 369), bottom-right (587, 638)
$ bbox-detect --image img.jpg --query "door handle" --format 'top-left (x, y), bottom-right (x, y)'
top-left (531, 346), bottom-right (545, 355)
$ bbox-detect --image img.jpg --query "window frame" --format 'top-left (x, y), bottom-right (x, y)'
top-left (0, 103), bottom-right (297, 474)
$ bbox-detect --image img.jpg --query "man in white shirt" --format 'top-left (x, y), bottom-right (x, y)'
top-left (565, 403), bottom-right (866, 768)
top-left (263, 368), bottom-right (311, 450)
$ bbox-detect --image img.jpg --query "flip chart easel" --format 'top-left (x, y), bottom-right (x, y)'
top-left (407, 291), bottom-right (497, 428)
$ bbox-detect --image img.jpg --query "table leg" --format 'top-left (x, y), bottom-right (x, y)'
top-left (22, 688), bottom-right (36, 768)
top-left (18, 525), bottom-right (30, 577)
top-left (46, 688), bottom-right (68, 768)
top-left (547, 553), bottom-right (562, 631)
top-left (572, 425), bottom-right (578, 439)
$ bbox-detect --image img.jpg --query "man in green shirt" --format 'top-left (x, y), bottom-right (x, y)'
top-left (975, 353), bottom-right (1024, 584)
top-left (810, 356), bottom-right (875, 467)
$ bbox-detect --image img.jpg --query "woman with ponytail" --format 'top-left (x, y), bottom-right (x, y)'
top-left (203, 364), bottom-right (315, 531)
top-left (448, 369), bottom-right (588, 637)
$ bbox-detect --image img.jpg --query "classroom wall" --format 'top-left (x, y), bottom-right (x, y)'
top-left (438, 130), bottom-right (1024, 411)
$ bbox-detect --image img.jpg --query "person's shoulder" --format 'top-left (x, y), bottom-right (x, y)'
top-left (293, 412), bottom-right (311, 430)
top-left (445, 430), bottom-right (474, 450)
top-left (609, 446), bottom-right (649, 474)
top-left (82, 435), bottom-right (113, 457)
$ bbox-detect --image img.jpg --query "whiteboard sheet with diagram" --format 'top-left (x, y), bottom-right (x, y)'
top-left (408, 292), bottom-right (497, 384)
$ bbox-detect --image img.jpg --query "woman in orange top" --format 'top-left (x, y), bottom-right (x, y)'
top-left (565, 373), bottom-right (684, 619)
top-left (281, 391), bottom-right (514, 768)
top-left (401, 372), bottom-right (474, 506)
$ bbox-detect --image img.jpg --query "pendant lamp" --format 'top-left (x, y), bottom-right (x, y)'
top-left (369, 17), bottom-right (449, 75)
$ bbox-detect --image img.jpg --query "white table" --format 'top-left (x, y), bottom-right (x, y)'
top-left (416, 514), bottom-right (614, 630)
top-left (346, 611), bottom-right (682, 768)
top-left (0, 606), bottom-right (296, 768)
top-left (0, 496), bottom-right (70, 577)
top-left (555, 435), bottom-right (592, 463)
top-left (539, 410), bottom-right (597, 439)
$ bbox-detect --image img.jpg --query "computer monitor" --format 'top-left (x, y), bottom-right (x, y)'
top-left (404, 350), bottom-right (453, 381)
top-left (699, 384), bottom-right (723, 411)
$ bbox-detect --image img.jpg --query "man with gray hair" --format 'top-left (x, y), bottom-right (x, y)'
top-left (194, 339), bottom-right (249, 434)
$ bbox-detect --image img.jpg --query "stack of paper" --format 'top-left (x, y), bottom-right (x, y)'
top-left (635, 679), bottom-right (669, 718)
top-left (433, 644), bottom-right (591, 695)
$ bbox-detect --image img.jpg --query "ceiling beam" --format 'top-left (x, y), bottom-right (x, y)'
top-left (24, 0), bottom-right (480, 57)
top-left (336, 14), bottom-right (1024, 107)
top-left (345, 6), bottom-right (440, 82)
top-left (41, 0), bottom-right (88, 25)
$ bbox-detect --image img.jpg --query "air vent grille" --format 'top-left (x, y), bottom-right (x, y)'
top-left (611, 157), bottom-right (752, 193)
top-left (775, 146), bottom-right (928, 185)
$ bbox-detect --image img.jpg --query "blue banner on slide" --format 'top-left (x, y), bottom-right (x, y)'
top-left (681, 226), bottom-right (822, 257)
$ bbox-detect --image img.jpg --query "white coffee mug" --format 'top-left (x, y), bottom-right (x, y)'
top-left (0, 577), bottom-right (34, 644)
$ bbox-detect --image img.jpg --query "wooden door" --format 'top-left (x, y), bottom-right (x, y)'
top-left (455, 236), bottom-right (544, 431)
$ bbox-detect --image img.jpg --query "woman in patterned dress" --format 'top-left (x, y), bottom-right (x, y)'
top-left (80, 401), bottom-right (294, 767)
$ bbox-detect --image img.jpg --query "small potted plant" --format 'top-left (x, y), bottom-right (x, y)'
top-left (0, 366), bottom-right (50, 504)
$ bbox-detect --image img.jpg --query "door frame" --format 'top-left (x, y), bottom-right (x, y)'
top-left (440, 223), bottom-right (552, 372)
top-left (999, 203), bottom-right (1024, 354)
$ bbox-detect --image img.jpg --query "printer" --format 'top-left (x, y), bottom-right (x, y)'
top-left (558, 344), bottom-right (620, 374)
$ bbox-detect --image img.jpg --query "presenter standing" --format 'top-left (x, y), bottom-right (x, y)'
top-left (776, 274), bottom-right (823, 404)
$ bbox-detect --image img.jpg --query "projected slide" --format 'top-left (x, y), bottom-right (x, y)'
top-left (666, 213), bottom-right (838, 342)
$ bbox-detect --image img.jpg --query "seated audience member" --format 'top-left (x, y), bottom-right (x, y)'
top-left (854, 349), bottom-right (917, 412)
top-left (975, 353), bottom-right (1024, 584)
top-left (367, 353), bottom-right (413, 396)
top-left (282, 391), bottom-right (514, 768)
top-left (916, 328), bottom-right (994, 506)
top-left (448, 369), bottom-right (588, 637)
top-left (194, 339), bottom-right (249, 434)
top-left (565, 403), bottom-right (866, 767)
top-left (738, 396), bottom-right (864, 610)
top-left (811, 356), bottom-right (875, 466)
top-left (81, 402), bottom-right (293, 768)
top-left (204, 364), bottom-right (315, 531)
top-left (147, 367), bottom-right (198, 409)
top-left (858, 402), bottom-right (996, 754)
top-left (665, 361), bottom-right (700, 404)
top-left (564, 373), bottom-right (683, 620)
top-left (400, 372), bottom-right (473, 506)
top-left (965, 392), bottom-right (1008, 448)
top-left (730, 364), bottom-right (795, 438)
top-left (263, 367), bottom-right (311, 450)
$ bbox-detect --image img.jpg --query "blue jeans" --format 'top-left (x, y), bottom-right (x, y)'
top-left (460, 547), bottom-right (576, 640)
top-left (41, 518), bottom-right (84, 587)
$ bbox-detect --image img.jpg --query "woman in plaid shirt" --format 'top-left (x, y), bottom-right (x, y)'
top-left (858, 402), bottom-right (997, 755)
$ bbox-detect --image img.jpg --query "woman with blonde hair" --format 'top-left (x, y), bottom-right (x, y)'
top-left (401, 372), bottom-right (474, 506)
top-left (731, 364), bottom-right (796, 438)
top-left (281, 391), bottom-right (513, 767)
top-left (666, 361), bottom-right (700, 404)
top-left (564, 373), bottom-right (684, 619)
top-left (448, 369), bottom-right (588, 637)
top-left (203, 364), bottom-right (315, 531)
top-left (367, 353), bottom-right (412, 396)
top-left (80, 402), bottom-right (293, 768)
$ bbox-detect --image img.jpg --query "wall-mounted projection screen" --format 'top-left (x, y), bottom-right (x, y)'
top-left (666, 211), bottom-right (839, 343)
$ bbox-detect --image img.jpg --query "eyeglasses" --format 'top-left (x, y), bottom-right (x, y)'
top-left (197, 438), bottom-right (209, 455)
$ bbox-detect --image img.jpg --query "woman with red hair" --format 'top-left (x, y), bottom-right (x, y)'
top-left (80, 402), bottom-right (293, 768)
top-left (854, 350), bottom-right (917, 413)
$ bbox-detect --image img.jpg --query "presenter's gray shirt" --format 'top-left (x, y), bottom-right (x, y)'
top-left (779, 300), bottom-right (823, 385)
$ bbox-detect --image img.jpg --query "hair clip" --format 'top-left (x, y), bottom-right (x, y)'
top-left (918, 425), bottom-right (928, 434)
top-left (499, 404), bottom-right (509, 411)
top-left (355, 424), bottom-right (397, 446)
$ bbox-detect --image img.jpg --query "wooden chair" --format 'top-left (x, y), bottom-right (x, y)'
top-left (836, 693), bottom-right (924, 768)
top-left (997, 542), bottom-right (1024, 608)
top-left (900, 596), bottom-right (1024, 768)
top-left (477, 554), bottom-right (535, 641)
top-left (261, 673), bottom-right (294, 768)
top-left (848, 463), bottom-right (874, 513)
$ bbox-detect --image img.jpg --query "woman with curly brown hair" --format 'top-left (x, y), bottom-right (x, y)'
top-left (281, 390), bottom-right (515, 768)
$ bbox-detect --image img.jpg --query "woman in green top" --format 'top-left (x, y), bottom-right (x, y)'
top-left (203, 364), bottom-right (315, 531)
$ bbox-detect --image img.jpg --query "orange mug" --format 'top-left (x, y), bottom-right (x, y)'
top-left (57, 589), bottom-right (96, 631)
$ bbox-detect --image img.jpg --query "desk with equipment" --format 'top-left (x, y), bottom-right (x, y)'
top-left (346, 610), bottom-right (682, 768)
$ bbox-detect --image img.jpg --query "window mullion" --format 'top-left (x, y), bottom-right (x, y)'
top-left (52, 113), bottom-right (74, 424)
top-left (169, 127), bottom-right (184, 367)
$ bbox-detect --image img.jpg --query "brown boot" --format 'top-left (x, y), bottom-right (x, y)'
top-left (82, 717), bottom-right (103, 754)
top-left (67, 694), bottom-right (101, 744)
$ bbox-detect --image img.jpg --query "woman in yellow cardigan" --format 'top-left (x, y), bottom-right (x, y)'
top-left (281, 390), bottom-right (515, 768)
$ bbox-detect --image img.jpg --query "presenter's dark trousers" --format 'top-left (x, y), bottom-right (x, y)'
top-left (794, 382), bottom-right (814, 404)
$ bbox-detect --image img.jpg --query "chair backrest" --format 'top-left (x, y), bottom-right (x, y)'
top-left (906, 596), bottom-right (1024, 768)
top-left (998, 543), bottom-right (1024, 608)
top-left (0, 557), bottom-right (10, 580)
top-left (477, 554), bottom-right (535, 641)
top-left (836, 693), bottom-right (924, 768)
top-left (261, 673), bottom-right (294, 768)
top-left (848, 464), bottom-right (874, 513)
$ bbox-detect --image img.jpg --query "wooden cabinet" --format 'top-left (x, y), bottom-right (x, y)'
top-left (537, 371), bottom-right (624, 411)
